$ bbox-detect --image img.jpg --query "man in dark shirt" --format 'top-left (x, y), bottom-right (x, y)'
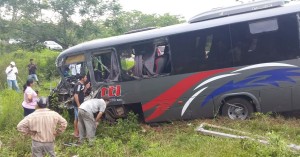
top-left (27, 59), bottom-right (39, 85)
top-left (72, 74), bottom-right (90, 137)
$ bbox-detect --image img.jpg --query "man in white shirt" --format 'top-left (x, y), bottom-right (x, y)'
top-left (5, 61), bottom-right (20, 92)
top-left (78, 95), bottom-right (110, 145)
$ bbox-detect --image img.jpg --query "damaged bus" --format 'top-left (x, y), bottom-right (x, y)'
top-left (50, 0), bottom-right (300, 122)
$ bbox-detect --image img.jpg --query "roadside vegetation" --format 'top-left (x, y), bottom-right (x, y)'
top-left (1, 50), bottom-right (300, 157)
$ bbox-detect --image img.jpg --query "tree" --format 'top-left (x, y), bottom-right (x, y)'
top-left (0, 0), bottom-right (184, 51)
top-left (104, 10), bottom-right (185, 35)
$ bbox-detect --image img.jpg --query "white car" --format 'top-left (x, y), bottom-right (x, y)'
top-left (8, 38), bottom-right (24, 44)
top-left (43, 41), bottom-right (63, 50)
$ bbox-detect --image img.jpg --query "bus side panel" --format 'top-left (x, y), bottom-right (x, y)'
top-left (139, 74), bottom-right (194, 122)
top-left (115, 81), bottom-right (142, 104)
top-left (145, 100), bottom-right (192, 122)
top-left (260, 87), bottom-right (292, 112)
top-left (292, 85), bottom-right (300, 110)
top-left (190, 95), bottom-right (215, 119)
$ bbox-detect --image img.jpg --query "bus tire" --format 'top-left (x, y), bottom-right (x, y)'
top-left (222, 98), bottom-right (254, 120)
top-left (104, 111), bottom-right (116, 123)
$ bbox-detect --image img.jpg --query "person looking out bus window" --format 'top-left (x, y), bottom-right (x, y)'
top-left (72, 74), bottom-right (90, 137)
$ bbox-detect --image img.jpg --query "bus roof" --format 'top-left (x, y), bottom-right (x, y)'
top-left (189, 0), bottom-right (285, 23)
top-left (57, 1), bottom-right (300, 63)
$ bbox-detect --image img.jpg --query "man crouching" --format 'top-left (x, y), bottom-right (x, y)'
top-left (78, 95), bottom-right (110, 145)
top-left (17, 97), bottom-right (67, 157)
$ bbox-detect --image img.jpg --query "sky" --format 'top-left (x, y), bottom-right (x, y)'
top-left (119, 0), bottom-right (247, 20)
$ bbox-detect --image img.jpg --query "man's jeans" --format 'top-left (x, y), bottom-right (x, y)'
top-left (7, 79), bottom-right (20, 92)
top-left (28, 74), bottom-right (39, 81)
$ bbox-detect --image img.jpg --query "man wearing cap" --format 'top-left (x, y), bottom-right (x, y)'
top-left (5, 61), bottom-right (20, 92)
top-left (17, 97), bottom-right (67, 157)
top-left (78, 95), bottom-right (110, 145)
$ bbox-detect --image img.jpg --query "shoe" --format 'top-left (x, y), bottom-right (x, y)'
top-left (74, 141), bottom-right (82, 146)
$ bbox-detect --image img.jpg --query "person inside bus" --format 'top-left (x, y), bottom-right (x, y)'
top-left (229, 41), bottom-right (243, 66)
top-left (63, 66), bottom-right (70, 77)
top-left (132, 43), bottom-right (155, 77)
top-left (154, 45), bottom-right (170, 75)
top-left (206, 39), bottom-right (230, 69)
top-left (87, 63), bottom-right (103, 83)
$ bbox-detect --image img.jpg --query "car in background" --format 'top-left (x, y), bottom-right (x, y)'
top-left (43, 41), bottom-right (63, 50)
top-left (8, 38), bottom-right (24, 44)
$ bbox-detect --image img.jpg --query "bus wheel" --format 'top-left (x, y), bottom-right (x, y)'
top-left (104, 111), bottom-right (116, 124)
top-left (222, 98), bottom-right (254, 120)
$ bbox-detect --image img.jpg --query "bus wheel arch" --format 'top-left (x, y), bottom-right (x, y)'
top-left (104, 103), bottom-right (145, 123)
top-left (219, 94), bottom-right (259, 120)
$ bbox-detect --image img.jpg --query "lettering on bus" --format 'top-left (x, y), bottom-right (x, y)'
top-left (101, 85), bottom-right (121, 97)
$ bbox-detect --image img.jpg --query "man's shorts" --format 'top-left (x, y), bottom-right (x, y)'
top-left (74, 107), bottom-right (79, 120)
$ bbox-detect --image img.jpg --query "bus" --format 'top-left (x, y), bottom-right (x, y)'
top-left (50, 0), bottom-right (300, 123)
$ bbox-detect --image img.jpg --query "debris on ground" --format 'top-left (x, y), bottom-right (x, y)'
top-left (196, 123), bottom-right (300, 151)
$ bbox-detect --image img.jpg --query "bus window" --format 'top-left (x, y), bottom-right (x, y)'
top-left (62, 54), bottom-right (87, 77)
top-left (119, 48), bottom-right (136, 81)
top-left (91, 50), bottom-right (120, 82)
top-left (230, 14), bottom-right (300, 66)
top-left (249, 18), bottom-right (278, 34)
top-left (119, 40), bottom-right (171, 82)
top-left (133, 43), bottom-right (156, 77)
top-left (170, 26), bottom-right (233, 74)
top-left (153, 44), bottom-right (171, 75)
top-left (205, 34), bottom-right (213, 59)
top-left (170, 32), bottom-right (203, 74)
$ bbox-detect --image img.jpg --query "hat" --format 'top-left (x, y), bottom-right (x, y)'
top-left (37, 97), bottom-right (48, 108)
top-left (10, 61), bottom-right (15, 66)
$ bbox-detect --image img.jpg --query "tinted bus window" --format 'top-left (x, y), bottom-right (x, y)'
top-left (170, 26), bottom-right (232, 74)
top-left (230, 14), bottom-right (300, 66)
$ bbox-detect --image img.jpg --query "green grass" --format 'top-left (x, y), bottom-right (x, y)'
top-left (1, 94), bottom-right (300, 157)
top-left (1, 50), bottom-right (300, 156)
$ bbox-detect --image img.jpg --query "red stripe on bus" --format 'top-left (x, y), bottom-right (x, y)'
top-left (143, 68), bottom-right (234, 122)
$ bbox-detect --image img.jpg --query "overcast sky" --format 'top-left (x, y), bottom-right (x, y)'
top-left (119, 0), bottom-right (244, 20)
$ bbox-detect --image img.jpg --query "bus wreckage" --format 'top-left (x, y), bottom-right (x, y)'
top-left (50, 0), bottom-right (300, 123)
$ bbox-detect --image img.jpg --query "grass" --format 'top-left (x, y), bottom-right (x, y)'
top-left (1, 97), bottom-right (300, 157)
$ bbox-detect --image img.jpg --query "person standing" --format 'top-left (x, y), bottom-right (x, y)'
top-left (22, 79), bottom-right (38, 117)
top-left (78, 95), bottom-right (110, 144)
top-left (5, 61), bottom-right (20, 92)
top-left (17, 97), bottom-right (67, 157)
top-left (73, 74), bottom-right (90, 137)
top-left (28, 59), bottom-right (39, 85)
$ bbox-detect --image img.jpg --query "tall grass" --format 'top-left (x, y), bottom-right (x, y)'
top-left (0, 49), bottom-right (59, 91)
top-left (0, 90), bottom-right (23, 131)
